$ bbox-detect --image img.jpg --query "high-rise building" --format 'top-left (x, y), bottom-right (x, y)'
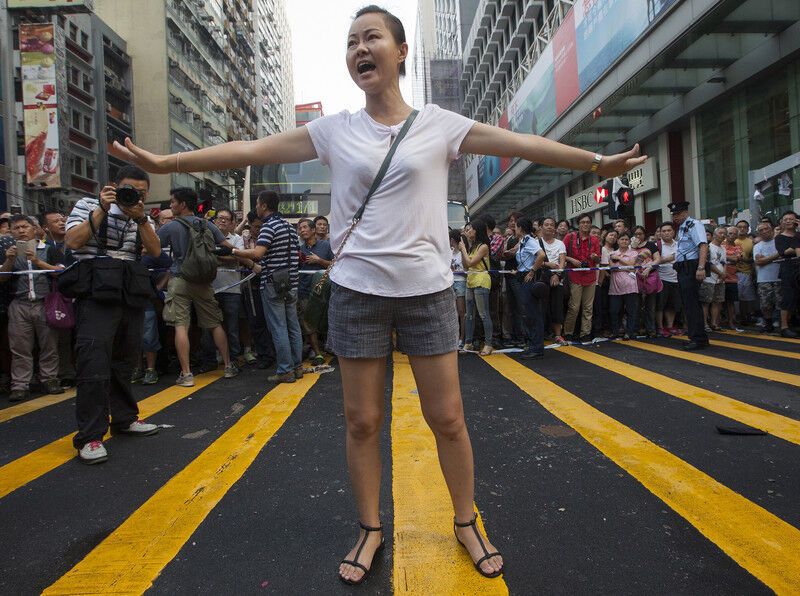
top-left (412, 0), bottom-right (477, 202)
top-left (1, 2), bottom-right (134, 215)
top-left (95, 0), bottom-right (293, 210)
top-left (295, 102), bottom-right (323, 128)
top-left (254, 0), bottom-right (294, 137)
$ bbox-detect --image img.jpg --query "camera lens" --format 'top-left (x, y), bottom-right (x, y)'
top-left (116, 185), bottom-right (140, 207)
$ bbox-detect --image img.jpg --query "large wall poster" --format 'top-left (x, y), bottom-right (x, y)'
top-left (508, 43), bottom-right (556, 137)
top-left (553, 8), bottom-right (579, 115)
top-left (20, 24), bottom-right (63, 188)
top-left (574, 0), bottom-right (649, 93)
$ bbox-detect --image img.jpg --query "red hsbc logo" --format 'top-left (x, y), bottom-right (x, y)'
top-left (595, 186), bottom-right (608, 203)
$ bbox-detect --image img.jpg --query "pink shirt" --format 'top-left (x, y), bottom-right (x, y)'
top-left (609, 248), bottom-right (639, 295)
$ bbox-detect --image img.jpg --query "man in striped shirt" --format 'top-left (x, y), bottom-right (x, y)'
top-left (64, 165), bottom-right (162, 464)
top-left (233, 191), bottom-right (302, 383)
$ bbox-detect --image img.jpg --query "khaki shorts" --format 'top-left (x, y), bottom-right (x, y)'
top-left (163, 276), bottom-right (223, 329)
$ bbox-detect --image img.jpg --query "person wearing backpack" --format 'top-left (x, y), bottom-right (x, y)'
top-left (156, 187), bottom-right (239, 387)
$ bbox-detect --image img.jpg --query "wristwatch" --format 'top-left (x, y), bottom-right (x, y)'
top-left (590, 153), bottom-right (603, 173)
top-left (133, 216), bottom-right (148, 225)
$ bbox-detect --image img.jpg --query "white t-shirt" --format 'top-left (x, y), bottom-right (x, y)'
top-left (753, 239), bottom-right (780, 283)
top-left (657, 239), bottom-right (678, 283)
top-left (212, 232), bottom-right (245, 294)
top-left (306, 104), bottom-right (475, 297)
top-left (704, 243), bottom-right (726, 284)
top-left (540, 237), bottom-right (566, 284)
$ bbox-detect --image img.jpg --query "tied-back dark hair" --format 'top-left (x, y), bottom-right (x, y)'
top-left (516, 217), bottom-right (534, 236)
top-left (354, 5), bottom-right (407, 77)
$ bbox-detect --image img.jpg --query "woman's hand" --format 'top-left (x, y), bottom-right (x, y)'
top-left (111, 138), bottom-right (173, 174)
top-left (598, 144), bottom-right (647, 178)
top-left (458, 240), bottom-right (466, 253)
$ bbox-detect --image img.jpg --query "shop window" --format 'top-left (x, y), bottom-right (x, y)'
top-left (746, 78), bottom-right (791, 171)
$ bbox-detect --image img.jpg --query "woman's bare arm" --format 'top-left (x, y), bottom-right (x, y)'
top-left (460, 123), bottom-right (647, 179)
top-left (110, 126), bottom-right (318, 174)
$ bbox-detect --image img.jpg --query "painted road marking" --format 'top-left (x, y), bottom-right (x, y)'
top-left (562, 346), bottom-right (800, 445)
top-left (718, 330), bottom-right (800, 345)
top-left (0, 389), bottom-right (75, 424)
top-left (670, 335), bottom-right (800, 360)
top-left (0, 371), bottom-right (223, 500)
top-left (44, 369), bottom-right (323, 595)
top-left (486, 355), bottom-right (800, 594)
top-left (391, 353), bottom-right (508, 595)
top-left (624, 341), bottom-right (800, 388)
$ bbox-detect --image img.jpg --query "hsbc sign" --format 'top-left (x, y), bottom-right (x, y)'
top-left (565, 158), bottom-right (657, 219)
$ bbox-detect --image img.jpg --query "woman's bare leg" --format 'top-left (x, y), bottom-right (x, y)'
top-left (338, 356), bottom-right (387, 583)
top-left (409, 352), bottom-right (504, 576)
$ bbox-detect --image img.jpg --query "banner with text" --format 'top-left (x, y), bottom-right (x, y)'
top-left (20, 24), bottom-right (62, 188)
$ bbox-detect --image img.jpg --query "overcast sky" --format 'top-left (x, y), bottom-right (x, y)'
top-left (286, 1), bottom-right (418, 115)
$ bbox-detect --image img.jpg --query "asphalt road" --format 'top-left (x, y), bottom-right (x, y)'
top-left (1, 331), bottom-right (799, 595)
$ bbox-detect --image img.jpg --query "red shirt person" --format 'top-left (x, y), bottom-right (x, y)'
top-left (563, 214), bottom-right (601, 341)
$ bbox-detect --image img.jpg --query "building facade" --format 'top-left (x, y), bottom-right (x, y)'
top-left (1, 1), bottom-right (134, 215)
top-left (254, 0), bottom-right (294, 137)
top-left (461, 0), bottom-right (800, 231)
top-left (295, 101), bottom-right (323, 128)
top-left (413, 0), bottom-right (478, 203)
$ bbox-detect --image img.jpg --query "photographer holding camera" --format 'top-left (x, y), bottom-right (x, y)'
top-left (64, 165), bottom-right (161, 464)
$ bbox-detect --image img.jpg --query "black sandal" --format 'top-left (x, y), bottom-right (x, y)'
top-left (454, 513), bottom-right (503, 578)
top-left (339, 522), bottom-right (385, 586)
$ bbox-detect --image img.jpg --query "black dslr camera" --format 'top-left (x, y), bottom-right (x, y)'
top-left (115, 184), bottom-right (142, 207)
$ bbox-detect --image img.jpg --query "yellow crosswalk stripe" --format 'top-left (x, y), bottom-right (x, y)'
top-left (391, 354), bottom-right (508, 595)
top-left (670, 335), bottom-right (800, 360)
top-left (44, 369), bottom-right (323, 595)
top-left (0, 371), bottom-right (223, 500)
top-left (718, 329), bottom-right (800, 345)
top-left (561, 346), bottom-right (800, 445)
top-left (0, 389), bottom-right (75, 424)
top-left (486, 355), bottom-right (800, 594)
top-left (624, 341), bottom-right (800, 388)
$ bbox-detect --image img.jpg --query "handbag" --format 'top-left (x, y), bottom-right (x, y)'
top-left (304, 109), bottom-right (419, 333)
top-left (45, 279), bottom-right (75, 329)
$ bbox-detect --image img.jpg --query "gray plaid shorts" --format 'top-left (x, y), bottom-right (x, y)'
top-left (326, 283), bottom-right (459, 358)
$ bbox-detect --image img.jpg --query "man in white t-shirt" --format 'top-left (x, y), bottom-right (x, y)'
top-left (700, 227), bottom-right (727, 329)
top-left (656, 222), bottom-right (682, 335)
top-left (537, 217), bottom-right (568, 343)
top-left (753, 221), bottom-right (781, 333)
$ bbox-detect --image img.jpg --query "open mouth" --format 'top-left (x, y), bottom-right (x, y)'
top-left (357, 61), bottom-right (376, 75)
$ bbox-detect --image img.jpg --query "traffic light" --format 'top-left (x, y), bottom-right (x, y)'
top-left (196, 188), bottom-right (214, 217)
top-left (602, 176), bottom-right (634, 219)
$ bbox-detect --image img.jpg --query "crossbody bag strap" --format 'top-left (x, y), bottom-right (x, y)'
top-left (314, 109), bottom-right (419, 293)
top-left (88, 208), bottom-right (108, 256)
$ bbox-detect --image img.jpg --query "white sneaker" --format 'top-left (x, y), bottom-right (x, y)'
top-left (176, 372), bottom-right (195, 387)
top-left (78, 440), bottom-right (108, 464)
top-left (117, 419), bottom-right (159, 436)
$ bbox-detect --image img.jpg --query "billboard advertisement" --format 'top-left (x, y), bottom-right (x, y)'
top-left (553, 8), bottom-right (579, 115)
top-left (477, 110), bottom-right (513, 195)
top-left (574, 0), bottom-right (649, 93)
top-left (20, 24), bottom-right (62, 188)
top-left (8, 1), bottom-right (92, 8)
top-left (508, 43), bottom-right (556, 136)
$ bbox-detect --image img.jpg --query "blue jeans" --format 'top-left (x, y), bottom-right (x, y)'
top-left (465, 286), bottom-right (492, 344)
top-left (242, 282), bottom-right (275, 363)
top-left (201, 292), bottom-right (242, 364)
top-left (141, 306), bottom-right (161, 353)
top-left (518, 279), bottom-right (544, 354)
top-left (260, 283), bottom-right (303, 374)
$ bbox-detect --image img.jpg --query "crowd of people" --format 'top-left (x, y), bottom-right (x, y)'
top-left (449, 208), bottom-right (800, 359)
top-left (2, 187), bottom-right (799, 410)
top-left (0, 166), bottom-right (336, 462)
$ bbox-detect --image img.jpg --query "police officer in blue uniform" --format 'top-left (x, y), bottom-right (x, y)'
top-left (670, 201), bottom-right (709, 350)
